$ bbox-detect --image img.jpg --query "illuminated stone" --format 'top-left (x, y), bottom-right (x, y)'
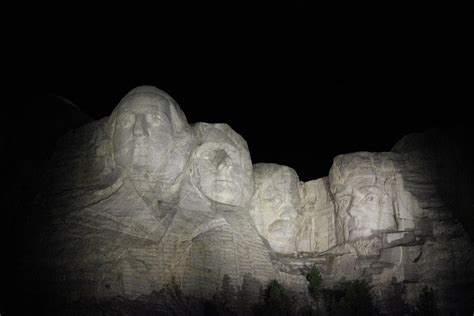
top-left (110, 85), bottom-right (195, 203)
top-left (28, 86), bottom-right (474, 314)
top-left (33, 86), bottom-right (275, 302)
top-left (249, 163), bottom-right (300, 253)
top-left (190, 122), bottom-right (254, 207)
top-left (328, 152), bottom-right (416, 244)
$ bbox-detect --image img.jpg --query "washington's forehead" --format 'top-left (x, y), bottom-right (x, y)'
top-left (125, 85), bottom-right (168, 96)
top-left (117, 98), bottom-right (170, 115)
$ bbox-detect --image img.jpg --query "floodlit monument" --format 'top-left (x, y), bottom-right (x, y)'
top-left (27, 86), bottom-right (474, 314)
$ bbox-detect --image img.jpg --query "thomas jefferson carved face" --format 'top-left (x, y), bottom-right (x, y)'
top-left (191, 123), bottom-right (254, 207)
top-left (329, 153), bottom-right (400, 243)
top-left (111, 86), bottom-right (194, 198)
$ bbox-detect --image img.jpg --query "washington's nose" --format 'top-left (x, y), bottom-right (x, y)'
top-left (217, 157), bottom-right (232, 173)
top-left (133, 115), bottom-right (149, 137)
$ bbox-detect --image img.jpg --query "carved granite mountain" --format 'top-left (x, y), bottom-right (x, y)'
top-left (29, 86), bottom-right (276, 304)
top-left (24, 86), bottom-right (473, 315)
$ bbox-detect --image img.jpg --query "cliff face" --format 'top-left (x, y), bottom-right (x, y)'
top-left (283, 151), bottom-right (473, 314)
top-left (23, 86), bottom-right (473, 314)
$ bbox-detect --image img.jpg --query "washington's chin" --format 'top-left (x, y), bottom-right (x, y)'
top-left (125, 177), bottom-right (180, 200)
top-left (116, 142), bottom-right (169, 157)
top-left (120, 163), bottom-right (174, 185)
top-left (116, 150), bottom-right (168, 168)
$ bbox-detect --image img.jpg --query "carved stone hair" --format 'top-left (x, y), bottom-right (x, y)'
top-left (329, 152), bottom-right (402, 195)
top-left (107, 85), bottom-right (191, 144)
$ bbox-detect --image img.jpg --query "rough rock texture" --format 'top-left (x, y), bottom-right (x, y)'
top-left (392, 127), bottom-right (474, 239)
top-left (281, 151), bottom-right (473, 315)
top-left (27, 86), bottom-right (276, 308)
top-left (249, 164), bottom-right (337, 255)
top-left (298, 177), bottom-right (336, 253)
top-left (24, 86), bottom-right (474, 315)
top-left (328, 152), bottom-right (473, 307)
top-left (389, 129), bottom-right (474, 313)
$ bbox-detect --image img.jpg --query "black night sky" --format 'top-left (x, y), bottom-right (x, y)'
top-left (4, 4), bottom-right (473, 182)
top-left (1, 4), bottom-right (473, 314)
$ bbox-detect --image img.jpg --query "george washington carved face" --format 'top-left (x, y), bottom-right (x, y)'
top-left (110, 86), bottom-right (194, 199)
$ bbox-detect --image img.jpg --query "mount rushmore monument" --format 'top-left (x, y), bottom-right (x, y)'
top-left (24, 86), bottom-right (473, 314)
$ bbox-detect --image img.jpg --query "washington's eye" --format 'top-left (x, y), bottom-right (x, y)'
top-left (146, 113), bottom-right (163, 126)
top-left (118, 113), bottom-right (135, 128)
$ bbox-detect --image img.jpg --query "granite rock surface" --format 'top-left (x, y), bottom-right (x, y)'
top-left (26, 86), bottom-right (473, 314)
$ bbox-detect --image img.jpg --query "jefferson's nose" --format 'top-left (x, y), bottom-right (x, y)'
top-left (133, 115), bottom-right (149, 137)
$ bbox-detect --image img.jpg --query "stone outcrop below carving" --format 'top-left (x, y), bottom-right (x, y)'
top-left (24, 86), bottom-right (473, 314)
top-left (30, 87), bottom-right (276, 305)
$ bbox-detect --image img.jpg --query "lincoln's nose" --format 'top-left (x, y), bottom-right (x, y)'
top-left (133, 115), bottom-right (149, 137)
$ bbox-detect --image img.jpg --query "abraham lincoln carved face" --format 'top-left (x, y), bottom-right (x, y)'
top-left (329, 152), bottom-right (412, 243)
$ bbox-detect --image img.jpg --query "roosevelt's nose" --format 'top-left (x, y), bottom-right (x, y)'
top-left (133, 115), bottom-right (149, 137)
top-left (280, 205), bottom-right (297, 220)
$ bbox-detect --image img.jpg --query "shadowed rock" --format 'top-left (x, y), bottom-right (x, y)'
top-left (21, 87), bottom-right (473, 315)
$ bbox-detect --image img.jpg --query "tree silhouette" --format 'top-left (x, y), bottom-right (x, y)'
top-left (307, 265), bottom-right (323, 301)
top-left (379, 277), bottom-right (410, 315)
top-left (413, 286), bottom-right (438, 316)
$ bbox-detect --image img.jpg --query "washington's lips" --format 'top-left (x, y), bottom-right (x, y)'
top-left (215, 179), bottom-right (233, 183)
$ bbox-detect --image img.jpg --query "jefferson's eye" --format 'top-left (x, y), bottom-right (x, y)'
top-left (118, 113), bottom-right (135, 128)
top-left (337, 195), bottom-right (351, 207)
top-left (201, 150), bottom-right (215, 162)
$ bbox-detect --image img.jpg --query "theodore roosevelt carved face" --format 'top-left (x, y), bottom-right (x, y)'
top-left (249, 164), bottom-right (300, 253)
